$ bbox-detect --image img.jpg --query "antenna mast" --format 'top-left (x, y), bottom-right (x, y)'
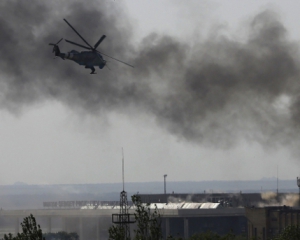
top-left (277, 165), bottom-right (279, 196)
top-left (112, 148), bottom-right (135, 239)
top-left (122, 148), bottom-right (124, 191)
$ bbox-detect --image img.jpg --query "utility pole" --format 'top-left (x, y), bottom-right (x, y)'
top-left (164, 174), bottom-right (167, 194)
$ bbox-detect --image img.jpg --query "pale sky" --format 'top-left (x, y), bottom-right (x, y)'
top-left (0, 0), bottom-right (300, 184)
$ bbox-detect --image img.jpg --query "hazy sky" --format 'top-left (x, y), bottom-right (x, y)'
top-left (0, 0), bottom-right (300, 184)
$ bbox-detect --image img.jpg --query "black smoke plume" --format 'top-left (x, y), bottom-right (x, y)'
top-left (0, 1), bottom-right (299, 147)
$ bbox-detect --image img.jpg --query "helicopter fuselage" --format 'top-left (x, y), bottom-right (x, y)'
top-left (64, 50), bottom-right (106, 69)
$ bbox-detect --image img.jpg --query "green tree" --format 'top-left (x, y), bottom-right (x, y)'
top-left (273, 225), bottom-right (300, 240)
top-left (166, 231), bottom-right (247, 240)
top-left (108, 225), bottom-right (127, 240)
top-left (2, 215), bottom-right (79, 240)
top-left (132, 195), bottom-right (162, 240)
top-left (43, 231), bottom-right (79, 240)
top-left (3, 214), bottom-right (44, 240)
top-left (108, 195), bottom-right (162, 240)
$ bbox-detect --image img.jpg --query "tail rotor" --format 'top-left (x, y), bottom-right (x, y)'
top-left (49, 38), bottom-right (63, 58)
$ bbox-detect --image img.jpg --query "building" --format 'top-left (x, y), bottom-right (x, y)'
top-left (246, 206), bottom-right (300, 240)
top-left (139, 193), bottom-right (264, 207)
top-left (0, 203), bottom-right (247, 239)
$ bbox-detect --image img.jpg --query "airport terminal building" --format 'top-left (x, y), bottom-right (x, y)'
top-left (0, 193), bottom-right (298, 239)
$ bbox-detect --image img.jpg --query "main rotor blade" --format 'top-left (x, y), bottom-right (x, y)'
top-left (56, 38), bottom-right (63, 45)
top-left (65, 39), bottom-right (91, 50)
top-left (49, 38), bottom-right (63, 46)
top-left (94, 35), bottom-right (106, 49)
top-left (63, 19), bottom-right (93, 49)
top-left (97, 50), bottom-right (134, 68)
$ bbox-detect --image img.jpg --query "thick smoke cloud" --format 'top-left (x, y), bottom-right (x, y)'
top-left (0, 1), bottom-right (300, 147)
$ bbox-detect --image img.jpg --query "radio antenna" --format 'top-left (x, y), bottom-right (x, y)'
top-left (277, 165), bottom-right (279, 196)
top-left (112, 147), bottom-right (134, 239)
top-left (122, 148), bottom-right (125, 191)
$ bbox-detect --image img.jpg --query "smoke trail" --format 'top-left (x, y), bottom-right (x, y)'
top-left (260, 192), bottom-right (299, 207)
top-left (134, 11), bottom-right (300, 147)
top-left (0, 1), bottom-right (299, 147)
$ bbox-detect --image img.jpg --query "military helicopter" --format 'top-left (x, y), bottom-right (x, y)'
top-left (49, 19), bottom-right (133, 74)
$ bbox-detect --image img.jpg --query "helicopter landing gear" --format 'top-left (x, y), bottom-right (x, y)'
top-left (85, 66), bottom-right (96, 74)
top-left (90, 67), bottom-right (96, 74)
